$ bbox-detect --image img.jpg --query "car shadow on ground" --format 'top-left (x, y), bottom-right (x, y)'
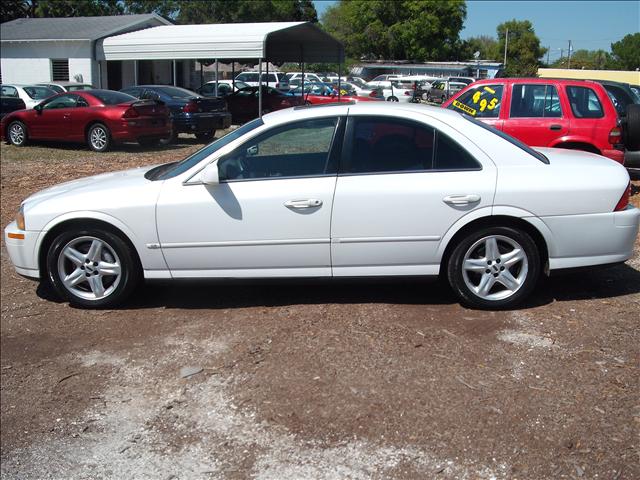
top-left (35, 263), bottom-right (640, 311)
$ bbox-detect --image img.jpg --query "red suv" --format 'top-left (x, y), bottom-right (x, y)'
top-left (443, 78), bottom-right (631, 164)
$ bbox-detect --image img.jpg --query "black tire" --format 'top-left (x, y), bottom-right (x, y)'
top-left (195, 130), bottom-right (215, 142)
top-left (625, 104), bottom-right (640, 150)
top-left (387, 96), bottom-right (399, 102)
top-left (46, 228), bottom-right (140, 309)
top-left (138, 138), bottom-right (161, 148)
top-left (87, 123), bottom-right (112, 152)
top-left (7, 121), bottom-right (28, 146)
top-left (447, 226), bottom-right (540, 309)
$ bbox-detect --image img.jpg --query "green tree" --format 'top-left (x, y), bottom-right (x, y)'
top-left (175, 0), bottom-right (317, 24)
top-left (322, 0), bottom-right (467, 62)
top-left (123, 0), bottom-right (180, 18)
top-left (1, 0), bottom-right (29, 23)
top-left (497, 20), bottom-right (546, 76)
top-left (459, 35), bottom-right (500, 61)
top-left (610, 33), bottom-right (640, 70)
top-left (550, 49), bottom-right (614, 70)
top-left (34, 0), bottom-right (123, 17)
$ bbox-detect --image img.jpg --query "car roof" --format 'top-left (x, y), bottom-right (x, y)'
top-left (473, 77), bottom-right (604, 86)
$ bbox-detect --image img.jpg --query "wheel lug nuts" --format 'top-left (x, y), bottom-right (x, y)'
top-left (493, 273), bottom-right (498, 277)
top-left (496, 259), bottom-right (500, 263)
top-left (487, 261), bottom-right (492, 265)
top-left (485, 269), bottom-right (491, 274)
top-left (93, 262), bottom-right (98, 266)
top-left (85, 273), bottom-right (90, 277)
top-left (80, 266), bottom-right (85, 270)
top-left (85, 259), bottom-right (90, 264)
top-left (500, 266), bottom-right (505, 271)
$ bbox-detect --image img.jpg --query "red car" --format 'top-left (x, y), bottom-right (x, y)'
top-left (225, 86), bottom-right (302, 124)
top-left (443, 78), bottom-right (628, 164)
top-left (1, 90), bottom-right (171, 152)
top-left (291, 82), bottom-right (382, 105)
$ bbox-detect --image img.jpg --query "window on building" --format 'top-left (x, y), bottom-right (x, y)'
top-left (51, 59), bottom-right (69, 81)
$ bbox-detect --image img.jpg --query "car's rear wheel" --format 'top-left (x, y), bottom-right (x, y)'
top-left (447, 226), bottom-right (540, 309)
top-left (46, 228), bottom-right (140, 308)
top-left (387, 96), bottom-right (399, 102)
top-left (160, 129), bottom-right (177, 145)
top-left (87, 123), bottom-right (111, 152)
top-left (195, 130), bottom-right (215, 142)
top-left (8, 121), bottom-right (28, 146)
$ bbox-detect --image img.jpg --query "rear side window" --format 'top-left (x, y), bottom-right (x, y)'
top-left (566, 86), bottom-right (604, 118)
top-left (345, 117), bottom-right (479, 174)
top-left (510, 84), bottom-right (562, 118)
top-left (449, 84), bottom-right (503, 118)
top-left (23, 86), bottom-right (55, 100)
top-left (237, 73), bottom-right (258, 82)
top-left (1, 86), bottom-right (18, 97)
top-left (90, 90), bottom-right (136, 105)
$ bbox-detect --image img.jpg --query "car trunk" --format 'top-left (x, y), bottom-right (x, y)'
top-left (188, 96), bottom-right (226, 112)
top-left (127, 100), bottom-right (169, 118)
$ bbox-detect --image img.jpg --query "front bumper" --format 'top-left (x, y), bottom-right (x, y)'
top-left (4, 221), bottom-right (41, 279)
top-left (545, 206), bottom-right (640, 270)
top-left (172, 112), bottom-right (232, 134)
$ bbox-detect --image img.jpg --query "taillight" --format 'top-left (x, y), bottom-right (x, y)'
top-left (404, 90), bottom-right (411, 96)
top-left (122, 107), bottom-right (138, 119)
top-left (182, 101), bottom-right (198, 113)
top-left (614, 182), bottom-right (631, 211)
top-left (369, 90), bottom-right (379, 98)
top-left (608, 126), bottom-right (622, 145)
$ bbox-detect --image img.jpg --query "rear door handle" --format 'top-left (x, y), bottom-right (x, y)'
top-left (549, 124), bottom-right (562, 131)
top-left (284, 199), bottom-right (323, 209)
top-left (443, 194), bottom-right (481, 206)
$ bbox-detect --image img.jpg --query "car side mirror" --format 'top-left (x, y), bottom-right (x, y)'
top-left (34, 104), bottom-right (43, 113)
top-left (247, 145), bottom-right (258, 156)
top-left (200, 162), bottom-right (219, 186)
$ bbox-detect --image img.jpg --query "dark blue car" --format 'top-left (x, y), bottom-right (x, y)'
top-left (120, 85), bottom-right (231, 142)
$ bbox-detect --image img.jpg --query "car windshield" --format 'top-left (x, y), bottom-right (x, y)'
top-left (461, 113), bottom-right (549, 164)
top-left (40, 84), bottom-right (65, 94)
top-left (156, 87), bottom-right (198, 99)
top-left (90, 90), bottom-right (137, 105)
top-left (148, 118), bottom-right (265, 181)
top-left (23, 86), bottom-right (55, 99)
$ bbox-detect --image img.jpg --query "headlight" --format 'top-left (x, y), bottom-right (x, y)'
top-left (16, 204), bottom-right (25, 230)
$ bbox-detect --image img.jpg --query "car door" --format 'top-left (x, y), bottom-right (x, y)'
top-left (28, 93), bottom-right (76, 139)
top-left (503, 83), bottom-right (569, 147)
top-left (447, 83), bottom-right (506, 130)
top-left (331, 114), bottom-right (496, 277)
top-left (155, 116), bottom-right (344, 277)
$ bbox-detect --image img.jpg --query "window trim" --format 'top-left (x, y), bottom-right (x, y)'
top-left (338, 115), bottom-right (482, 177)
top-left (508, 83), bottom-right (564, 119)
top-left (215, 116), bottom-right (345, 184)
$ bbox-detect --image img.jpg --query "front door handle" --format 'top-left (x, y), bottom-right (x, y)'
top-left (284, 199), bottom-right (323, 209)
top-left (549, 124), bottom-right (562, 131)
top-left (443, 194), bottom-right (481, 206)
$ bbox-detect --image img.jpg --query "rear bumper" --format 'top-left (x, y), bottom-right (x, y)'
top-left (4, 221), bottom-right (41, 279)
top-left (172, 112), bottom-right (232, 133)
top-left (111, 119), bottom-right (172, 142)
top-left (545, 206), bottom-right (640, 270)
top-left (602, 148), bottom-right (625, 164)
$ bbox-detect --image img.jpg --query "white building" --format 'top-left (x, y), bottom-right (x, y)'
top-left (0, 14), bottom-right (176, 89)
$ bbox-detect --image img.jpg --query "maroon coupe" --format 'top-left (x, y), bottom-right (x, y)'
top-left (1, 90), bottom-right (171, 152)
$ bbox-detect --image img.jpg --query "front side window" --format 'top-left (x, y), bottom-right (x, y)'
top-left (42, 94), bottom-right (78, 109)
top-left (346, 117), bottom-right (479, 174)
top-left (218, 117), bottom-right (338, 181)
top-left (566, 86), bottom-right (604, 118)
top-left (448, 84), bottom-right (503, 118)
top-left (510, 84), bottom-right (562, 118)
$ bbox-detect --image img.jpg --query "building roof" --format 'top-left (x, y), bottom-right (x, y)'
top-left (103, 21), bottom-right (344, 63)
top-left (0, 14), bottom-right (171, 42)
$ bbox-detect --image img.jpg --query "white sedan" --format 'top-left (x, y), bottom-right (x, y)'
top-left (1, 84), bottom-right (57, 109)
top-left (5, 103), bottom-right (639, 309)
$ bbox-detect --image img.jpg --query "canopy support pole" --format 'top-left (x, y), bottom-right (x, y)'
top-left (134, 60), bottom-right (138, 85)
top-left (258, 58), bottom-right (263, 118)
top-left (266, 62), bottom-right (269, 87)
top-left (301, 46), bottom-right (305, 105)
top-left (172, 60), bottom-right (177, 86)
top-left (338, 61), bottom-right (341, 101)
top-left (200, 61), bottom-right (203, 88)
top-left (215, 59), bottom-right (219, 96)
top-left (232, 61), bottom-right (235, 90)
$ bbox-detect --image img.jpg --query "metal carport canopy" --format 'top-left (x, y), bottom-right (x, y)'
top-left (102, 21), bottom-right (343, 63)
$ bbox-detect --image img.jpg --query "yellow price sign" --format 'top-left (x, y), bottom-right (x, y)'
top-left (471, 89), bottom-right (499, 112)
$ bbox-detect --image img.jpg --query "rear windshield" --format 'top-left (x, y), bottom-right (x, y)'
top-left (156, 86), bottom-right (198, 99)
top-left (23, 86), bottom-right (55, 99)
top-left (461, 113), bottom-right (549, 164)
top-left (149, 118), bottom-right (265, 180)
top-left (90, 90), bottom-right (137, 105)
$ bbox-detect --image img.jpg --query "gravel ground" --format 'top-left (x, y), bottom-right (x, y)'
top-left (1, 137), bottom-right (639, 480)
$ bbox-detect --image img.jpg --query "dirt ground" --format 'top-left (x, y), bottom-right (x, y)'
top-left (1, 136), bottom-right (639, 480)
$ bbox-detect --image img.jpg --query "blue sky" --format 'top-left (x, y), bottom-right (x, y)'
top-left (312, 0), bottom-right (640, 60)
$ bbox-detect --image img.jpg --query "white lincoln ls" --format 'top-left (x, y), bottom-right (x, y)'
top-left (5, 103), bottom-right (639, 309)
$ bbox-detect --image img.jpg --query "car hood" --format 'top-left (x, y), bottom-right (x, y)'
top-left (23, 165), bottom-right (154, 209)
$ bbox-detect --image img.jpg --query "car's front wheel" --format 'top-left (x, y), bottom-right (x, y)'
top-left (8, 121), bottom-right (28, 146)
top-left (195, 130), bottom-right (215, 142)
top-left (46, 228), bottom-right (140, 308)
top-left (87, 123), bottom-right (112, 152)
top-left (447, 226), bottom-right (540, 309)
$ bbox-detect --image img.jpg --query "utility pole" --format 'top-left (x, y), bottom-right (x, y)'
top-left (503, 27), bottom-right (509, 67)
top-left (567, 40), bottom-right (572, 69)
top-left (546, 46), bottom-right (550, 66)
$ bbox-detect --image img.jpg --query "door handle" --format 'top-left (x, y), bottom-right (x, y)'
top-left (284, 199), bottom-right (323, 209)
top-left (549, 124), bottom-right (562, 131)
top-left (443, 194), bottom-right (481, 206)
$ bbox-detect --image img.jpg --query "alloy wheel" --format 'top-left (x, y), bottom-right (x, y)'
top-left (461, 235), bottom-right (529, 301)
top-left (90, 127), bottom-right (108, 150)
top-left (9, 123), bottom-right (25, 145)
top-left (57, 236), bottom-right (122, 301)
